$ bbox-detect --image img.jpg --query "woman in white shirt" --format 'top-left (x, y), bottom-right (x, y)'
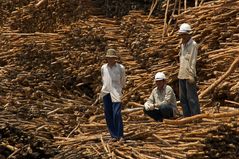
top-left (101, 49), bottom-right (125, 141)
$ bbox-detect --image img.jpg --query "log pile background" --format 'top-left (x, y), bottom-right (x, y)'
top-left (0, 0), bottom-right (238, 158)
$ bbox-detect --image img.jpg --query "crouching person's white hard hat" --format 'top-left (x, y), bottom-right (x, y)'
top-left (179, 23), bottom-right (192, 34)
top-left (155, 72), bottom-right (166, 81)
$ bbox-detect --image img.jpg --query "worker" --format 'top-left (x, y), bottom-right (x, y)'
top-left (100, 49), bottom-right (126, 141)
top-left (177, 23), bottom-right (201, 117)
top-left (144, 72), bottom-right (178, 121)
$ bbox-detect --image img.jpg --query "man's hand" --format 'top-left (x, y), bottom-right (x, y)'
top-left (148, 104), bottom-right (155, 110)
top-left (153, 104), bottom-right (160, 108)
top-left (144, 104), bottom-right (150, 111)
top-left (188, 76), bottom-right (195, 84)
top-left (145, 104), bottom-right (154, 111)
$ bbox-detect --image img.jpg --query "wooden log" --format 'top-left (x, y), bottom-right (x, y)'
top-left (199, 56), bottom-right (239, 99)
top-left (164, 110), bottom-right (239, 125)
top-left (122, 78), bottom-right (152, 100)
top-left (47, 108), bottom-right (60, 115)
top-left (127, 102), bottom-right (144, 107)
top-left (162, 0), bottom-right (170, 38)
top-left (160, 154), bottom-right (177, 159)
top-left (153, 134), bottom-right (172, 146)
top-left (164, 113), bottom-right (208, 125)
top-left (6, 148), bottom-right (21, 158)
top-left (147, 0), bottom-right (159, 20)
top-left (89, 107), bottom-right (143, 122)
top-left (35, 0), bottom-right (48, 8)
top-left (100, 135), bottom-right (109, 154)
top-left (224, 100), bottom-right (239, 106)
top-left (114, 149), bottom-right (134, 159)
top-left (66, 123), bottom-right (80, 138)
top-left (212, 110), bottom-right (239, 118)
top-left (0, 142), bottom-right (17, 151)
top-left (160, 149), bottom-right (186, 159)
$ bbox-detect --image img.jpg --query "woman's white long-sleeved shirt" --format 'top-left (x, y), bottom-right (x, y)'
top-left (101, 63), bottom-right (125, 102)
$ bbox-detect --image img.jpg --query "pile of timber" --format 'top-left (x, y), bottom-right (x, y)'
top-left (0, 123), bottom-right (57, 158)
top-left (2, 0), bottom-right (91, 32)
top-left (1, 0), bottom-right (153, 32)
top-left (54, 110), bottom-right (239, 159)
top-left (0, 0), bottom-right (32, 26)
top-left (0, 0), bottom-right (238, 158)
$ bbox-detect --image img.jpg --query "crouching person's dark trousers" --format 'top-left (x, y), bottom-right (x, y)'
top-left (144, 104), bottom-right (174, 122)
top-left (103, 93), bottom-right (123, 139)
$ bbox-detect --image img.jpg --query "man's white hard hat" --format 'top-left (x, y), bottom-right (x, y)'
top-left (155, 72), bottom-right (166, 81)
top-left (179, 23), bottom-right (192, 34)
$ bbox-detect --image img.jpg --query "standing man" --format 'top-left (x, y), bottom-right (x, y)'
top-left (178, 23), bottom-right (200, 117)
top-left (101, 49), bottom-right (125, 141)
top-left (144, 72), bottom-right (178, 122)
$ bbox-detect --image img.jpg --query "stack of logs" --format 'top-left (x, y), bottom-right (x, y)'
top-left (2, 0), bottom-right (91, 32)
top-left (0, 0), bottom-right (238, 158)
top-left (54, 113), bottom-right (239, 159)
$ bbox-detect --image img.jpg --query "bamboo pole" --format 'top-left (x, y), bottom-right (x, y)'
top-left (162, 0), bottom-right (170, 38)
top-left (168, 0), bottom-right (178, 25)
top-left (147, 0), bottom-right (159, 20)
top-left (178, 0), bottom-right (181, 14)
top-left (168, 0), bottom-right (178, 36)
top-left (184, 0), bottom-right (187, 11)
top-left (195, 0), bottom-right (198, 7)
top-left (199, 0), bottom-right (205, 6)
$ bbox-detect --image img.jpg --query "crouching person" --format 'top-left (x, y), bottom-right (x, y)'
top-left (144, 72), bottom-right (178, 122)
